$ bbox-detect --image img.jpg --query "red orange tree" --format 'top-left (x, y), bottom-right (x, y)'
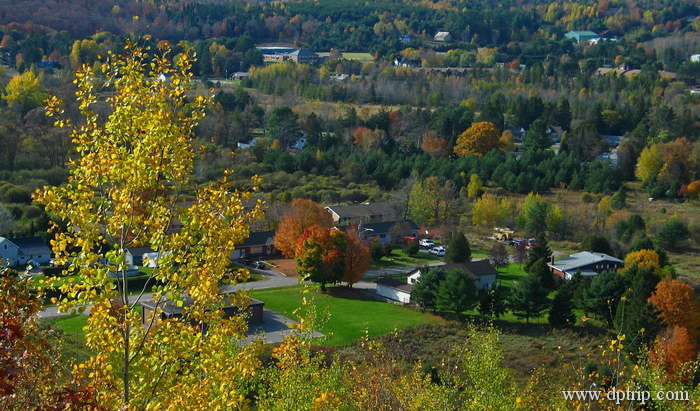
top-left (274, 199), bottom-right (333, 258)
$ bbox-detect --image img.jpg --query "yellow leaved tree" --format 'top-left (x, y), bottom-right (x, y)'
top-left (453, 121), bottom-right (501, 157)
top-left (35, 40), bottom-right (264, 408)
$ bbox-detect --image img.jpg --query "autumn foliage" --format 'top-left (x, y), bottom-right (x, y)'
top-left (275, 199), bottom-right (333, 257)
top-left (454, 121), bottom-right (501, 157)
top-left (353, 127), bottom-right (385, 154)
top-left (420, 132), bottom-right (450, 158)
top-left (295, 225), bottom-right (369, 289)
top-left (648, 325), bottom-right (698, 382)
top-left (621, 249), bottom-right (662, 275)
top-left (649, 279), bottom-right (700, 342)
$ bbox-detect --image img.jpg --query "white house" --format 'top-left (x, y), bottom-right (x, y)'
top-left (376, 277), bottom-right (413, 304)
top-left (0, 237), bottom-right (52, 267)
top-left (292, 137), bottom-right (308, 150)
top-left (407, 260), bottom-right (498, 290)
top-left (691, 54), bottom-right (700, 63)
top-left (434, 32), bottom-right (452, 42)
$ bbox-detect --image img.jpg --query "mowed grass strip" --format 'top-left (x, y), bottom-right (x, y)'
top-left (250, 285), bottom-right (443, 346)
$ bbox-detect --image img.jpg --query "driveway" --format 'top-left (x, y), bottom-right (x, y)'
top-left (39, 266), bottom-right (298, 319)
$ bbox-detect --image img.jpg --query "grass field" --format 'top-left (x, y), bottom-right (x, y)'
top-left (370, 248), bottom-right (441, 269)
top-left (250, 285), bottom-right (442, 346)
top-left (317, 52), bottom-right (374, 62)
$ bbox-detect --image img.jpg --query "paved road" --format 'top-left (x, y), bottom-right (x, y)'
top-left (39, 266), bottom-right (298, 319)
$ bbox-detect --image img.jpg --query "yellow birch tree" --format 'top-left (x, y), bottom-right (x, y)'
top-left (35, 39), bottom-right (264, 408)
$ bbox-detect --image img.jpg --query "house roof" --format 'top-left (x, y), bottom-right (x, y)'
top-left (565, 30), bottom-right (598, 37)
top-left (240, 230), bottom-right (276, 247)
top-left (434, 31), bottom-right (451, 40)
top-left (126, 247), bottom-right (155, 257)
top-left (4, 237), bottom-right (51, 255)
top-left (548, 251), bottom-right (623, 273)
top-left (290, 49), bottom-right (318, 57)
top-left (325, 202), bottom-right (394, 220)
top-left (360, 220), bottom-right (419, 234)
top-left (376, 277), bottom-right (414, 293)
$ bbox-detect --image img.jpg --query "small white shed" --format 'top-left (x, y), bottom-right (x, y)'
top-left (376, 277), bottom-right (413, 304)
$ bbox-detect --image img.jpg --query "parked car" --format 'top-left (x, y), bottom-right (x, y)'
top-left (238, 257), bottom-right (253, 266)
top-left (252, 261), bottom-right (265, 269)
top-left (419, 239), bottom-right (436, 248)
top-left (429, 246), bottom-right (445, 257)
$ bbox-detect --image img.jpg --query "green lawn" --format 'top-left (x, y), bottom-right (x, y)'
top-left (370, 248), bottom-right (442, 269)
top-left (44, 314), bottom-right (88, 343)
top-left (250, 285), bottom-right (442, 346)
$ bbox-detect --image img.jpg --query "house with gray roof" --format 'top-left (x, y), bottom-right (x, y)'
top-left (376, 277), bottom-right (413, 304)
top-left (407, 260), bottom-right (498, 290)
top-left (231, 230), bottom-right (279, 260)
top-left (565, 30), bottom-right (599, 43)
top-left (0, 236), bottom-right (52, 267)
top-left (325, 202), bottom-right (395, 225)
top-left (548, 251), bottom-right (623, 280)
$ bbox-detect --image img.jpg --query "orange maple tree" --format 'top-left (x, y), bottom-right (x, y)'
top-left (343, 224), bottom-right (371, 286)
top-left (421, 132), bottom-right (450, 158)
top-left (294, 226), bottom-right (344, 290)
top-left (274, 199), bottom-right (333, 258)
top-left (648, 325), bottom-right (698, 382)
top-left (453, 121), bottom-right (501, 157)
top-left (649, 279), bottom-right (700, 342)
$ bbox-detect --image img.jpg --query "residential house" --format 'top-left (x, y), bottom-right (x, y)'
top-left (434, 32), bottom-right (452, 42)
top-left (691, 54), bottom-right (700, 63)
top-left (288, 49), bottom-right (324, 64)
top-left (565, 30), bottom-right (599, 43)
top-left (351, 220), bottom-right (419, 245)
top-left (376, 277), bottom-right (413, 304)
top-left (126, 247), bottom-right (155, 266)
top-left (237, 137), bottom-right (259, 149)
top-left (291, 137), bottom-right (308, 150)
top-left (231, 230), bottom-right (279, 260)
top-left (506, 126), bottom-right (526, 142)
top-left (325, 202), bottom-right (395, 225)
top-left (141, 292), bottom-right (264, 328)
top-left (546, 126), bottom-right (564, 142)
top-left (0, 237), bottom-right (52, 267)
top-left (407, 260), bottom-right (498, 290)
top-left (399, 34), bottom-right (412, 44)
top-left (547, 251), bottom-right (623, 280)
top-left (393, 57), bottom-right (421, 68)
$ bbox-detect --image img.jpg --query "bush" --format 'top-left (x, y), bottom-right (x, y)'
top-left (23, 205), bottom-right (43, 219)
top-left (656, 218), bottom-right (690, 250)
top-left (0, 185), bottom-right (32, 203)
top-left (403, 241), bottom-right (419, 258)
top-left (371, 243), bottom-right (385, 260)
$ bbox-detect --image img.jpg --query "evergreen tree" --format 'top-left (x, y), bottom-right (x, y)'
top-left (614, 265), bottom-right (661, 353)
top-left (611, 187), bottom-right (626, 210)
top-left (525, 233), bottom-right (552, 272)
top-left (549, 288), bottom-right (576, 328)
top-left (435, 269), bottom-right (478, 317)
top-left (411, 267), bottom-right (446, 311)
top-left (523, 119), bottom-right (550, 151)
top-left (403, 241), bottom-right (419, 258)
top-left (478, 284), bottom-right (508, 319)
top-left (554, 99), bottom-right (572, 131)
top-left (509, 275), bottom-right (550, 323)
top-left (445, 232), bottom-right (471, 263)
top-left (528, 257), bottom-right (556, 290)
top-left (580, 234), bottom-right (613, 255)
top-left (582, 271), bottom-right (626, 327)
